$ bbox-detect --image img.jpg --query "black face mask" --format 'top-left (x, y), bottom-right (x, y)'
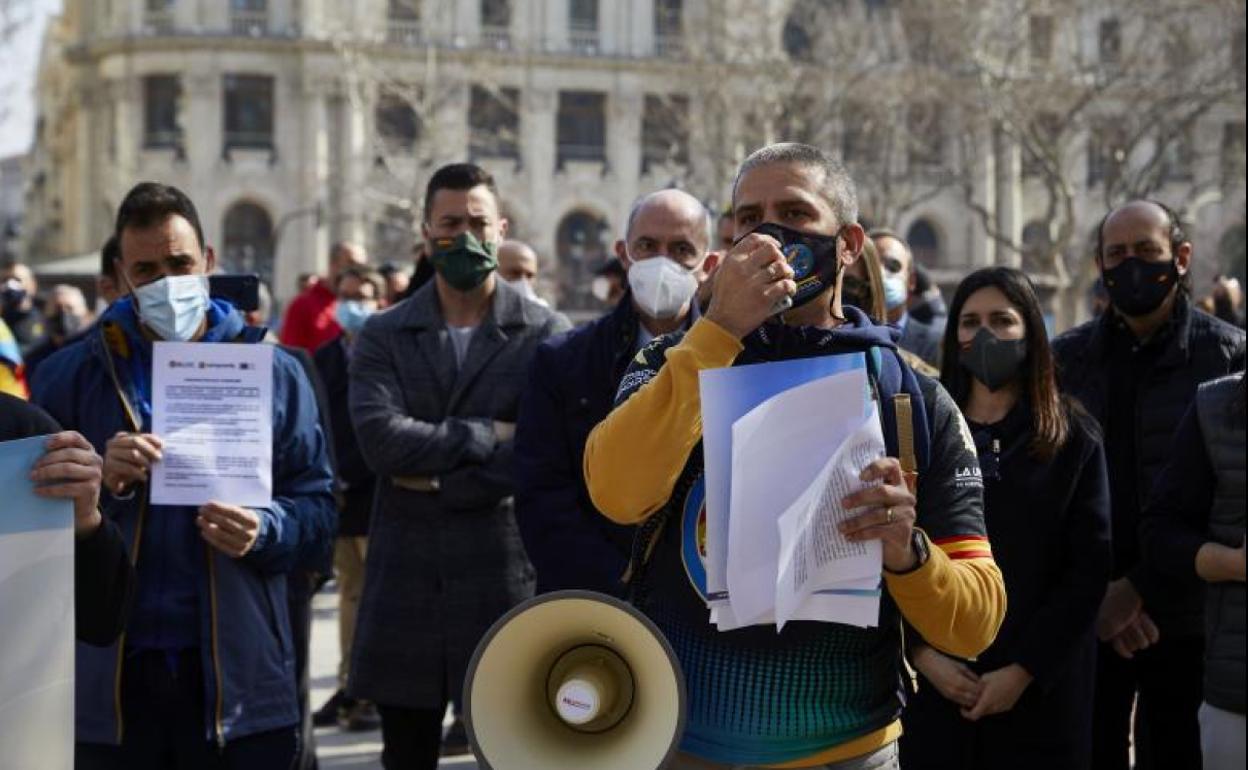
top-left (1102, 258), bottom-right (1179, 317)
top-left (742, 222), bottom-right (844, 312)
top-left (959, 327), bottom-right (1027, 392)
top-left (841, 275), bottom-right (872, 314)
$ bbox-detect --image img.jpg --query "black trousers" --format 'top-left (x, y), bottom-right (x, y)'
top-left (1092, 635), bottom-right (1204, 770)
top-left (376, 704), bottom-right (444, 770)
top-left (75, 650), bottom-right (298, 770)
top-left (287, 570), bottom-right (319, 770)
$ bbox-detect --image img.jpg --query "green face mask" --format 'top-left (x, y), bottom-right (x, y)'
top-left (429, 231), bottom-right (499, 291)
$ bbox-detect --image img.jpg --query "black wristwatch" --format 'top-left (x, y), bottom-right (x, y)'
top-left (886, 529), bottom-right (930, 575)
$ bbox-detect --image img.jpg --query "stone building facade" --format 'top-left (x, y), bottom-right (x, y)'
top-left (21, 0), bottom-right (1247, 325)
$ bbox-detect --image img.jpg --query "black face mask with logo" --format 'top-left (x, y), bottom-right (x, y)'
top-left (1101, 258), bottom-right (1179, 317)
top-left (742, 222), bottom-right (845, 313)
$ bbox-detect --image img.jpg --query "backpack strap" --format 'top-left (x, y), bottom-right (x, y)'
top-left (892, 392), bottom-right (919, 493)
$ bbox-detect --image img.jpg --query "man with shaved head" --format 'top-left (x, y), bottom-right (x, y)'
top-left (1054, 199), bottom-right (1245, 770)
top-left (515, 187), bottom-right (719, 596)
top-left (496, 239), bottom-right (547, 305)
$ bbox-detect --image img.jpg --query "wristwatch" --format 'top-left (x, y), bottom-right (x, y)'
top-left (886, 529), bottom-right (930, 575)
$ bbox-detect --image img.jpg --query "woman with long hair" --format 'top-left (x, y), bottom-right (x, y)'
top-left (900, 266), bottom-right (1112, 769)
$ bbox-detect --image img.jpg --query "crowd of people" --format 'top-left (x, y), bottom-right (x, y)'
top-left (2, 142), bottom-right (1245, 770)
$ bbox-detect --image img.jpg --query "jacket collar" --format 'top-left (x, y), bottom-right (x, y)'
top-left (1087, 292), bottom-right (1192, 367)
top-left (395, 276), bottom-right (531, 331)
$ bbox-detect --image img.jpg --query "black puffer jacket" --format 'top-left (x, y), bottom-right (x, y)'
top-left (1053, 296), bottom-right (1245, 635)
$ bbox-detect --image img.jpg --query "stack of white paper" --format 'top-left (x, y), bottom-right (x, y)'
top-left (698, 355), bottom-right (886, 632)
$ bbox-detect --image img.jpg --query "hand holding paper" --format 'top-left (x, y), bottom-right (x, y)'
top-left (840, 456), bottom-right (919, 573)
top-left (30, 432), bottom-right (104, 537)
top-left (103, 431), bottom-right (163, 496)
top-left (196, 501), bottom-right (261, 558)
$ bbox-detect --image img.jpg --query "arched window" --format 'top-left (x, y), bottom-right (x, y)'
top-left (222, 202), bottom-right (274, 285)
top-left (906, 218), bottom-right (941, 267)
top-left (555, 210), bottom-right (611, 310)
top-left (1022, 220), bottom-right (1053, 272)
top-left (1219, 222), bottom-right (1246, 284)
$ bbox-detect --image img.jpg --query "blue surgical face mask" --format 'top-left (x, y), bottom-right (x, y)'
top-left (132, 274), bottom-right (210, 341)
top-left (882, 273), bottom-right (909, 311)
top-left (334, 299), bottom-right (375, 335)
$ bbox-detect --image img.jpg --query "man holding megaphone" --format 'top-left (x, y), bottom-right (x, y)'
top-left (584, 143), bottom-right (1006, 769)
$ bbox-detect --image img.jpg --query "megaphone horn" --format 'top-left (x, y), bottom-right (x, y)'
top-left (464, 590), bottom-right (687, 770)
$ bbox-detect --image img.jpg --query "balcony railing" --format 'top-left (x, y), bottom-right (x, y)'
top-left (557, 143), bottom-right (606, 167)
top-left (481, 24), bottom-right (511, 50)
top-left (387, 18), bottom-right (424, 46)
top-left (654, 32), bottom-right (684, 58)
top-left (224, 131), bottom-right (274, 151)
top-left (144, 9), bottom-right (175, 34)
top-left (567, 24), bottom-right (600, 55)
top-left (231, 11), bottom-right (268, 37)
top-left (143, 130), bottom-right (184, 150)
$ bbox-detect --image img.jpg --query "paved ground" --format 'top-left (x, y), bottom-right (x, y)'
top-left (309, 586), bottom-right (479, 770)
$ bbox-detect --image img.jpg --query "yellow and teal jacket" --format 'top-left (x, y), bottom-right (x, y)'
top-left (585, 312), bottom-right (1005, 768)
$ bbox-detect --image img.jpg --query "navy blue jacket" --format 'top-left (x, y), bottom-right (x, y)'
top-left (30, 297), bottom-right (336, 746)
top-left (514, 296), bottom-right (642, 595)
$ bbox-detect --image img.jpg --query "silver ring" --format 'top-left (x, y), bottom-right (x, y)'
top-left (886, 508), bottom-right (895, 524)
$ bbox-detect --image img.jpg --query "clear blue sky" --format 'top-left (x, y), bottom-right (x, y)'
top-left (0, 0), bottom-right (61, 158)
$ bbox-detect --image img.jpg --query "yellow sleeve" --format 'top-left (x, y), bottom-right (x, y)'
top-left (584, 318), bottom-right (743, 524)
top-left (0, 363), bottom-right (27, 398)
top-left (884, 530), bottom-right (1006, 659)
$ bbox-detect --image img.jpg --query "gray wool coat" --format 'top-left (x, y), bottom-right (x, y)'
top-left (346, 279), bottom-right (571, 709)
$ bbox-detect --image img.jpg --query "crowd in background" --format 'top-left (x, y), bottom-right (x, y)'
top-left (0, 144), bottom-right (1245, 770)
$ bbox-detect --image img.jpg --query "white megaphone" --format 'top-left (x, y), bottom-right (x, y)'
top-left (464, 590), bottom-right (687, 770)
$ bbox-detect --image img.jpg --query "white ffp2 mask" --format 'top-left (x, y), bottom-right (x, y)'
top-left (627, 257), bottom-right (698, 320)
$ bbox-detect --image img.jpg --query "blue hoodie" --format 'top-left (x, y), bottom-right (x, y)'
top-left (31, 297), bottom-right (336, 746)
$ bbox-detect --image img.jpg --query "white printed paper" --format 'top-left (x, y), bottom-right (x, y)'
top-left (151, 342), bottom-right (274, 507)
top-left (775, 409), bottom-right (885, 629)
top-left (699, 354), bottom-right (866, 608)
top-left (726, 368), bottom-right (870, 626)
top-left (0, 436), bottom-right (74, 770)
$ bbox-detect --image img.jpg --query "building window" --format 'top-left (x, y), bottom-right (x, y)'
top-left (1021, 220), bottom-right (1053, 273)
top-left (842, 102), bottom-right (884, 168)
top-left (469, 86), bottom-right (520, 160)
top-left (654, 0), bottom-right (683, 57)
top-left (1098, 18), bottom-right (1121, 65)
top-left (783, 0), bottom-right (818, 62)
top-left (372, 204), bottom-right (415, 263)
top-left (776, 96), bottom-right (817, 146)
top-left (1087, 121), bottom-right (1126, 186)
top-left (221, 202), bottom-right (274, 285)
top-left (387, 0), bottom-right (422, 45)
top-left (144, 0), bottom-right (174, 33)
top-left (481, 0), bottom-right (511, 48)
top-left (569, 0), bottom-right (599, 53)
top-left (231, 0), bottom-right (267, 36)
top-left (1223, 122), bottom-right (1246, 189)
top-left (143, 75), bottom-right (183, 150)
top-left (902, 13), bottom-right (935, 65)
top-left (223, 75), bottom-right (274, 151)
top-left (557, 91), bottom-right (606, 166)
top-left (1029, 15), bottom-right (1053, 62)
top-left (1022, 112), bottom-right (1061, 178)
top-left (641, 94), bottom-right (690, 172)
top-left (907, 102), bottom-right (944, 168)
top-left (1159, 128), bottom-right (1195, 183)
top-left (906, 219), bottom-right (941, 267)
top-left (1233, 25), bottom-right (1246, 86)
top-left (555, 210), bottom-right (611, 310)
top-left (375, 91), bottom-right (420, 154)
